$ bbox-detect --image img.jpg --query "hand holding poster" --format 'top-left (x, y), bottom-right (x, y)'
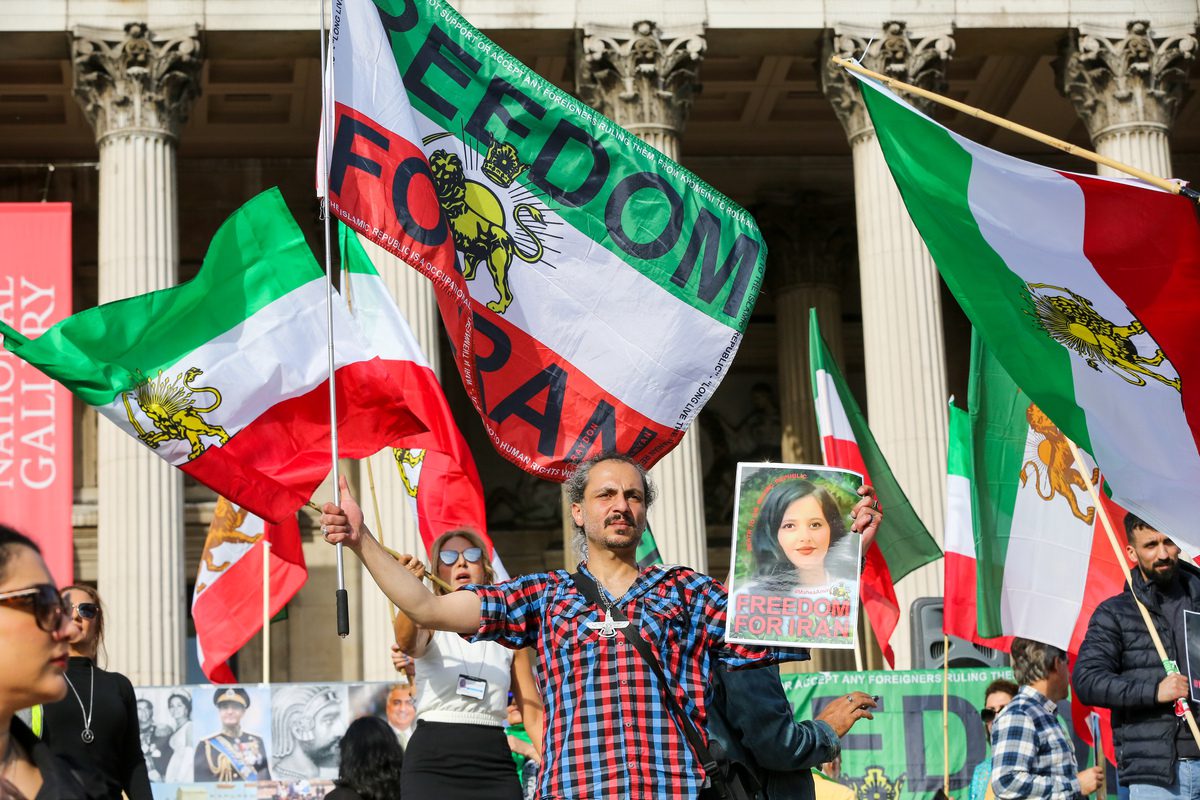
top-left (726, 463), bottom-right (863, 649)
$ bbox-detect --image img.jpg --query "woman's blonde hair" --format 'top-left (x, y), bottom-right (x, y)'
top-left (429, 529), bottom-right (495, 595)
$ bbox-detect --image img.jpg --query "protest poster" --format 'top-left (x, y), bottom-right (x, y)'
top-left (725, 462), bottom-right (863, 648)
top-left (1186, 610), bottom-right (1200, 703)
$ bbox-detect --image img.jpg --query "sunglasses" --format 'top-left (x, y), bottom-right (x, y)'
top-left (66, 601), bottom-right (99, 620)
top-left (980, 708), bottom-right (998, 723)
top-left (438, 547), bottom-right (483, 566)
top-left (0, 583), bottom-right (68, 633)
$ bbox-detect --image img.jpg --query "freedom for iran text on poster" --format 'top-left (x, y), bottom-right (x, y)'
top-left (0, 203), bottom-right (73, 584)
top-left (726, 463), bottom-right (863, 649)
top-left (326, 0), bottom-right (765, 480)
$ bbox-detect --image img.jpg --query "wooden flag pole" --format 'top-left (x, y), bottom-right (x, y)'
top-left (262, 536), bottom-right (271, 684)
top-left (1064, 437), bottom-right (1200, 750)
top-left (364, 455), bottom-right (400, 626)
top-left (830, 55), bottom-right (1197, 201)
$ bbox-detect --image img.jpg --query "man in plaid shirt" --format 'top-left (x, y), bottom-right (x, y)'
top-left (321, 452), bottom-right (882, 799)
top-left (991, 637), bottom-right (1103, 800)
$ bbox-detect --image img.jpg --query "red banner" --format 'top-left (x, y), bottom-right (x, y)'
top-left (0, 204), bottom-right (73, 584)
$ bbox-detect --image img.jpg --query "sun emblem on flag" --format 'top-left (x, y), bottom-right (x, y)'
top-left (423, 131), bottom-right (557, 315)
top-left (1024, 282), bottom-right (1180, 392)
top-left (122, 366), bottom-right (230, 460)
top-left (846, 766), bottom-right (905, 800)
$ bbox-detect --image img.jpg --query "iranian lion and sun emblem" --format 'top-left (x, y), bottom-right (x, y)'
top-left (122, 366), bottom-right (229, 461)
top-left (1018, 281), bottom-right (1179, 522)
top-left (423, 132), bottom-right (554, 314)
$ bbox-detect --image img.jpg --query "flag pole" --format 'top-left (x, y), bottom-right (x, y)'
top-left (1064, 437), bottom-right (1200, 750)
top-left (365, 454), bottom-right (399, 625)
top-left (942, 633), bottom-right (950, 796)
top-left (319, 0), bottom-right (349, 638)
top-left (830, 56), bottom-right (1198, 201)
top-left (262, 535), bottom-right (271, 684)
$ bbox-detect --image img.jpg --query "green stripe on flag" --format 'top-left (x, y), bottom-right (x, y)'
top-left (947, 401), bottom-right (972, 481)
top-left (374, 0), bottom-right (764, 329)
top-left (856, 77), bottom-right (1089, 453)
top-left (966, 332), bottom-right (1033, 637)
top-left (636, 526), bottom-right (663, 568)
top-left (0, 189), bottom-right (321, 406)
top-left (808, 310), bottom-right (942, 580)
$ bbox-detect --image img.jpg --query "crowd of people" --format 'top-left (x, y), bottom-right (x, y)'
top-left (1, 452), bottom-right (1196, 799)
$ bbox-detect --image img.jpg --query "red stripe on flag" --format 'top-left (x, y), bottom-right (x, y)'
top-left (821, 435), bottom-right (867, 478)
top-left (860, 544), bottom-right (899, 667)
top-left (1062, 173), bottom-right (1200, 443)
top-left (192, 515), bottom-right (307, 683)
top-left (183, 358), bottom-right (428, 521)
top-left (943, 551), bottom-right (1011, 651)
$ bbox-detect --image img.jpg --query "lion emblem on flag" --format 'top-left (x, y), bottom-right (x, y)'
top-left (1025, 282), bottom-right (1180, 392)
top-left (424, 133), bottom-right (550, 315)
top-left (123, 366), bottom-right (229, 460)
top-left (1019, 403), bottom-right (1100, 525)
top-left (393, 448), bottom-right (425, 498)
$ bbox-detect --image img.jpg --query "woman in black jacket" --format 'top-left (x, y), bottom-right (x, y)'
top-left (0, 525), bottom-right (98, 799)
top-left (40, 585), bottom-right (151, 800)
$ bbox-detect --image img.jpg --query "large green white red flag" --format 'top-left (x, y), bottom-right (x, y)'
top-left (339, 226), bottom-right (502, 570)
top-left (944, 334), bottom-right (1134, 760)
top-left (809, 309), bottom-right (942, 666)
top-left (856, 73), bottom-right (1200, 551)
top-left (0, 189), bottom-right (428, 522)
top-left (326, 0), bottom-right (765, 480)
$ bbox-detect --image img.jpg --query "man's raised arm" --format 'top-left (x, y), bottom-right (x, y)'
top-left (321, 475), bottom-right (482, 634)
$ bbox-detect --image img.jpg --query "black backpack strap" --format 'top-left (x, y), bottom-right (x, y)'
top-left (571, 570), bottom-right (722, 781)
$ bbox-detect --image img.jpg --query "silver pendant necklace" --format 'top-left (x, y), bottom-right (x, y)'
top-left (63, 663), bottom-right (95, 744)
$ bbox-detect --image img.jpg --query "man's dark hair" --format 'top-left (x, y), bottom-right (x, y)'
top-left (1010, 637), bottom-right (1066, 686)
top-left (1124, 513), bottom-right (1157, 543)
top-left (984, 678), bottom-right (1019, 701)
top-left (0, 525), bottom-right (41, 583)
top-left (336, 716), bottom-right (404, 800)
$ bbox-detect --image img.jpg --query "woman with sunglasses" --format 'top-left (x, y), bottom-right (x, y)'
top-left (0, 524), bottom-right (98, 798)
top-left (392, 529), bottom-right (542, 799)
top-left (40, 585), bottom-right (151, 800)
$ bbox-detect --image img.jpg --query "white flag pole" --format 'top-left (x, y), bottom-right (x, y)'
top-left (319, 0), bottom-right (349, 637)
top-left (262, 535), bottom-right (271, 683)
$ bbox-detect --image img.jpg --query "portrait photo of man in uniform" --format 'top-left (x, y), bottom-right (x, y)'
top-left (271, 684), bottom-right (347, 781)
top-left (193, 687), bottom-right (271, 782)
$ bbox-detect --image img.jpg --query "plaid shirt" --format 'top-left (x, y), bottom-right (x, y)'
top-left (990, 686), bottom-right (1081, 800)
top-left (467, 563), bottom-right (806, 800)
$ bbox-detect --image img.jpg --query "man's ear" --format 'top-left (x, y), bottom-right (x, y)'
top-left (571, 503), bottom-right (584, 528)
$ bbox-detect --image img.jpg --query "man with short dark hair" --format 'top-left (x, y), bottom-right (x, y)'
top-left (322, 451), bottom-right (883, 800)
top-left (1074, 514), bottom-right (1200, 798)
top-left (991, 637), bottom-right (1102, 799)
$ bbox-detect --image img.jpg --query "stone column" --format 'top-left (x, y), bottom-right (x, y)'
top-left (821, 22), bottom-right (953, 669)
top-left (72, 22), bottom-right (201, 685)
top-left (756, 198), bottom-right (854, 464)
top-left (577, 20), bottom-right (708, 571)
top-left (1058, 21), bottom-right (1197, 179)
top-left (354, 238), bottom-right (440, 680)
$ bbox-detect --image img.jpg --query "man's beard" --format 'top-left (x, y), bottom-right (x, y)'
top-left (306, 738), bottom-right (340, 767)
top-left (1142, 558), bottom-right (1178, 588)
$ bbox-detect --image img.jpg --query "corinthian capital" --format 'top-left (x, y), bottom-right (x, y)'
top-left (1058, 20), bottom-right (1197, 139)
top-left (821, 21), bottom-right (954, 144)
top-left (576, 20), bottom-right (706, 142)
top-left (71, 22), bottom-right (203, 143)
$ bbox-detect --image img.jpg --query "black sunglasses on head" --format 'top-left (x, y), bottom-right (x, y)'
top-left (438, 547), bottom-right (483, 566)
top-left (0, 583), bottom-right (68, 633)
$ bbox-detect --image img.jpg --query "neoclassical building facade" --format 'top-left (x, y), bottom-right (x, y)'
top-left (1, 1), bottom-right (1196, 683)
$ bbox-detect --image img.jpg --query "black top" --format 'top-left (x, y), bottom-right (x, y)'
top-left (40, 657), bottom-right (151, 800)
top-left (325, 788), bottom-right (365, 800)
top-left (9, 715), bottom-right (99, 800)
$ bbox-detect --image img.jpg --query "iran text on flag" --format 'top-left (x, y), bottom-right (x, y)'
top-left (0, 189), bottom-right (428, 522)
top-left (809, 309), bottom-right (942, 666)
top-left (192, 498), bottom-right (306, 683)
top-left (326, 0), bottom-right (765, 480)
top-left (945, 335), bottom-right (1136, 759)
top-left (856, 73), bottom-right (1200, 552)
top-left (340, 227), bottom-right (503, 573)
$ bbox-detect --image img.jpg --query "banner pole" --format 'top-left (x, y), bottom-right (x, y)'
top-left (942, 633), bottom-right (950, 796)
top-left (830, 55), bottom-right (1195, 200)
top-left (1090, 712), bottom-right (1104, 798)
top-left (1064, 437), bottom-right (1200, 750)
top-left (365, 455), bottom-right (398, 625)
top-left (262, 536), bottom-right (271, 685)
top-left (318, 0), bottom-right (349, 638)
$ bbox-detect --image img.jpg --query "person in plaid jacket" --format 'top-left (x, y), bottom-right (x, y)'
top-left (322, 452), bottom-right (883, 800)
top-left (990, 638), bottom-right (1102, 800)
